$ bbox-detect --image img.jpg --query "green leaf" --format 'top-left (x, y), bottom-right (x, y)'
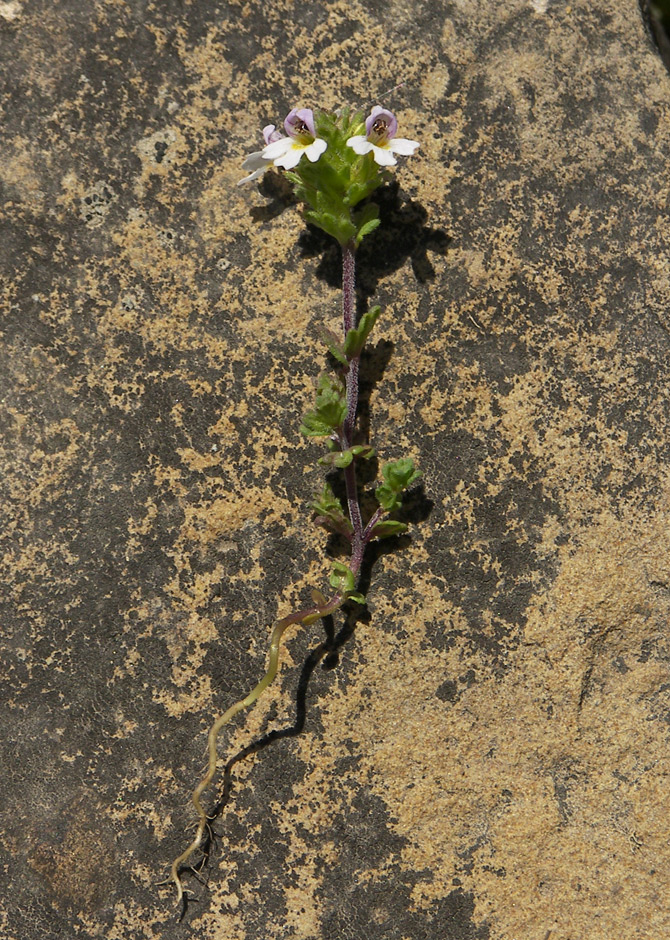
top-left (376, 458), bottom-right (421, 512)
top-left (328, 560), bottom-right (365, 602)
top-left (301, 413), bottom-right (336, 437)
top-left (316, 326), bottom-right (348, 368)
top-left (354, 202), bottom-right (378, 226)
top-left (351, 444), bottom-right (375, 459)
top-left (303, 208), bottom-right (357, 246)
top-left (320, 450), bottom-right (354, 468)
top-left (300, 374), bottom-right (347, 438)
top-left (335, 450), bottom-right (353, 468)
top-left (353, 203), bottom-right (380, 247)
top-left (343, 306), bottom-right (381, 358)
top-left (344, 172), bottom-right (386, 211)
top-left (329, 560), bottom-right (356, 595)
top-left (375, 485), bottom-right (399, 513)
top-left (311, 483), bottom-right (352, 535)
top-left (318, 444), bottom-right (375, 469)
top-left (370, 520), bottom-right (409, 539)
top-left (355, 217), bottom-right (380, 246)
top-left (312, 484), bottom-right (342, 517)
top-left (383, 457), bottom-right (421, 491)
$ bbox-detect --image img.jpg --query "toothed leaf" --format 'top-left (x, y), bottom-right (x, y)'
top-left (343, 305), bottom-right (381, 358)
top-left (376, 458), bottom-right (421, 512)
top-left (311, 483), bottom-right (352, 535)
top-left (318, 444), bottom-right (375, 469)
top-left (354, 203), bottom-right (381, 246)
top-left (316, 325), bottom-right (348, 367)
top-left (329, 560), bottom-right (363, 602)
top-left (300, 374), bottom-right (347, 437)
top-left (370, 520), bottom-right (409, 539)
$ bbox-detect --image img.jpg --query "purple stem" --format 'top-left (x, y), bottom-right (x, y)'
top-left (340, 238), bottom-right (366, 576)
top-left (342, 238), bottom-right (359, 447)
top-left (362, 506), bottom-right (385, 542)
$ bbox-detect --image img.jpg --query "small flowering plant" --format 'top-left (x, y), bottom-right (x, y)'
top-left (166, 105), bottom-right (421, 914)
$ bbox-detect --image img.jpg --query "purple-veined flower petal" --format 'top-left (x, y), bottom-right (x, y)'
top-left (274, 146), bottom-right (305, 170)
top-left (365, 106), bottom-right (398, 143)
top-left (240, 110), bottom-right (326, 178)
top-left (262, 124), bottom-right (283, 145)
top-left (285, 108), bottom-right (317, 140)
top-left (238, 124), bottom-right (288, 185)
top-left (263, 117), bottom-right (327, 169)
top-left (237, 151), bottom-right (269, 185)
top-left (240, 151), bottom-right (266, 172)
top-left (348, 110), bottom-right (419, 166)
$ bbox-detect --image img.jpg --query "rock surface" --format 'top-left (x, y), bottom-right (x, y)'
top-left (2, 1), bottom-right (670, 938)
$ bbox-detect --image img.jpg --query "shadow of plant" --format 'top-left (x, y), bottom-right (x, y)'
top-left (298, 180), bottom-right (451, 307)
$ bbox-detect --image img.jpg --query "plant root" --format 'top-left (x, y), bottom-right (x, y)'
top-left (166, 594), bottom-right (342, 910)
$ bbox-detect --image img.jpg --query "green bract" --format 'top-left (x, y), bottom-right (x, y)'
top-left (370, 519), bottom-right (409, 539)
top-left (285, 109), bottom-right (387, 246)
top-left (316, 325), bottom-right (348, 368)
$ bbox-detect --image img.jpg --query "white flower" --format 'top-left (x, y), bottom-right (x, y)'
top-left (346, 106), bottom-right (419, 167)
top-left (237, 124), bottom-right (284, 186)
top-left (261, 108), bottom-right (327, 171)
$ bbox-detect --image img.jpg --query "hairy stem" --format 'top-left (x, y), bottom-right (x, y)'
top-left (342, 238), bottom-right (359, 449)
top-left (362, 506), bottom-right (385, 542)
top-left (341, 238), bottom-right (366, 564)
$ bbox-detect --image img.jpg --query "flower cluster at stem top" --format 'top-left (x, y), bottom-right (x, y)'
top-left (238, 105), bottom-right (419, 246)
top-left (239, 105), bottom-right (419, 182)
